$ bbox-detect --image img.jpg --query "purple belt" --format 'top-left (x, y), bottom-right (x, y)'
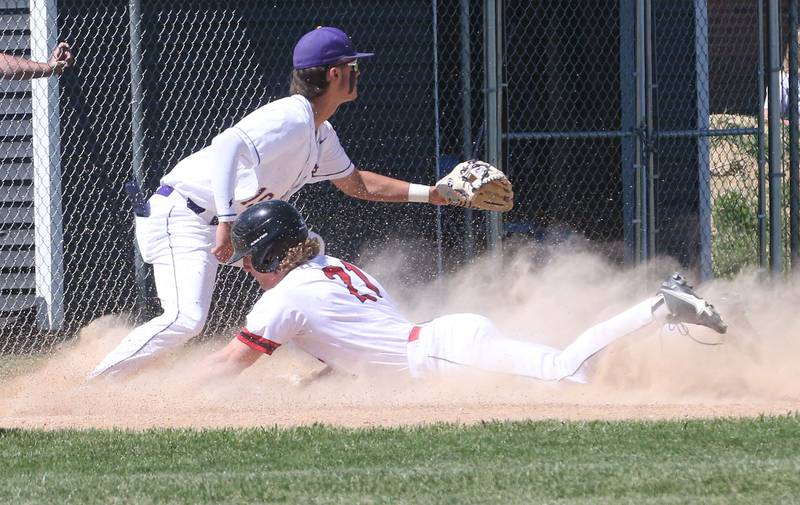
top-left (156, 185), bottom-right (218, 225)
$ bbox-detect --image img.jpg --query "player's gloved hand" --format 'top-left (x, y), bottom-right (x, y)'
top-left (212, 221), bottom-right (234, 263)
top-left (435, 160), bottom-right (513, 212)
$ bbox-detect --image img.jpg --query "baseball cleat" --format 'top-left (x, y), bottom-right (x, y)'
top-left (658, 273), bottom-right (728, 334)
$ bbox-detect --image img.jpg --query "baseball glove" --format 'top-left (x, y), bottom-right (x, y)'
top-left (435, 160), bottom-right (513, 212)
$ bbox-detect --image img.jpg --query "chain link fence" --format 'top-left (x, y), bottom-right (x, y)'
top-left (652, 0), bottom-right (763, 279)
top-left (1, 0), bottom-right (797, 357)
top-left (503, 2), bottom-right (628, 261)
top-left (500, 0), bottom-right (784, 279)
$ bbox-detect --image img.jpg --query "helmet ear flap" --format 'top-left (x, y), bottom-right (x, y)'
top-left (251, 246), bottom-right (282, 273)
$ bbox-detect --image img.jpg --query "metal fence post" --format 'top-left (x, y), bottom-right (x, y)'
top-left (694, 0), bottom-right (712, 281)
top-left (484, 0), bottom-right (503, 256)
top-left (635, 0), bottom-right (646, 264)
top-left (644, 0), bottom-right (656, 262)
top-left (128, 0), bottom-right (149, 319)
top-left (767, 0), bottom-right (784, 275)
top-left (635, 0), bottom-right (655, 263)
top-left (758, 0), bottom-right (768, 272)
top-left (790, 0), bottom-right (799, 271)
top-left (30, 0), bottom-right (64, 331)
top-left (620, 0), bottom-right (637, 267)
top-left (432, 0), bottom-right (444, 278)
top-left (459, 0), bottom-right (475, 259)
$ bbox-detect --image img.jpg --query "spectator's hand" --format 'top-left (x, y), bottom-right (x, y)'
top-left (48, 42), bottom-right (74, 75)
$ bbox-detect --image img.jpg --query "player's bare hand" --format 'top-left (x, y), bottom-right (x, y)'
top-left (48, 42), bottom-right (74, 74)
top-left (429, 187), bottom-right (448, 206)
top-left (212, 221), bottom-right (234, 263)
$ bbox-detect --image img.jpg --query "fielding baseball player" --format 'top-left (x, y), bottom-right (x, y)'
top-left (200, 201), bottom-right (728, 383)
top-left (89, 26), bottom-right (453, 378)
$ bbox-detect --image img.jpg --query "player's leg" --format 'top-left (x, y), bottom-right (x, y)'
top-left (89, 255), bottom-right (217, 377)
top-left (555, 274), bottom-right (728, 379)
top-left (409, 313), bottom-right (566, 378)
top-left (551, 296), bottom-right (665, 380)
top-left (410, 297), bottom-right (665, 382)
top-left (413, 274), bottom-right (726, 382)
top-left (89, 204), bottom-right (217, 378)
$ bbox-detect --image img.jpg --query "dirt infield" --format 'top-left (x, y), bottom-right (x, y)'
top-left (2, 250), bottom-right (798, 429)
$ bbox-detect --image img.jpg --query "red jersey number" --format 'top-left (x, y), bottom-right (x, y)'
top-left (322, 261), bottom-right (382, 303)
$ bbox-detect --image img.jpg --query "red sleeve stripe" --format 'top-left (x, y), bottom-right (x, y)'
top-left (237, 329), bottom-right (281, 355)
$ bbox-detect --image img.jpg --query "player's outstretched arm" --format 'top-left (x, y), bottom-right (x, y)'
top-left (332, 168), bottom-right (447, 205)
top-left (195, 337), bottom-right (262, 383)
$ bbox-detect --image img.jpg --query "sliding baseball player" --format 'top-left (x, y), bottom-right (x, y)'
top-left (91, 25), bottom-right (511, 379)
top-left (199, 201), bottom-right (727, 383)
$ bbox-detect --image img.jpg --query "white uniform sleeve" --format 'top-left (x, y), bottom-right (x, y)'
top-left (208, 128), bottom-right (256, 222)
top-left (311, 122), bottom-right (354, 181)
top-left (238, 292), bottom-right (305, 355)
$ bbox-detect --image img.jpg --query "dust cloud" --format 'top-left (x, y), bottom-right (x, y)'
top-left (1, 242), bottom-right (798, 429)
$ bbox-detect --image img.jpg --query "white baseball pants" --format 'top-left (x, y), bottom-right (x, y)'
top-left (89, 191), bottom-right (218, 378)
top-left (406, 297), bottom-right (662, 383)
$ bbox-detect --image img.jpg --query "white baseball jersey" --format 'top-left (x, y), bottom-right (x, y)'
top-left (238, 255), bottom-right (416, 375)
top-left (161, 94), bottom-right (354, 221)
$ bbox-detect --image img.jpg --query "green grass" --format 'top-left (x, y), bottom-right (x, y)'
top-left (2, 417), bottom-right (800, 504)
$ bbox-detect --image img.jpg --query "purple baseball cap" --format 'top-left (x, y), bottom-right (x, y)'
top-left (292, 26), bottom-right (375, 70)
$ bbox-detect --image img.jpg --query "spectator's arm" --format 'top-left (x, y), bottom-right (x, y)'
top-left (0, 42), bottom-right (74, 80)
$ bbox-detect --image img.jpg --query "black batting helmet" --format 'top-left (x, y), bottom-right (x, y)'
top-left (227, 200), bottom-right (309, 273)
